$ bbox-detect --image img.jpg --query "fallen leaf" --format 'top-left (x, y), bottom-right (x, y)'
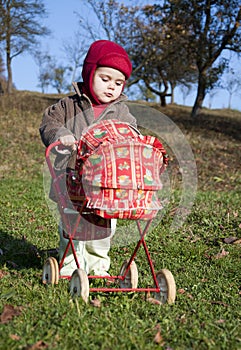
top-left (178, 288), bottom-right (186, 294)
top-left (105, 277), bottom-right (115, 286)
top-left (37, 226), bottom-right (45, 231)
top-left (223, 236), bottom-right (238, 244)
top-left (190, 237), bottom-right (201, 243)
top-left (215, 248), bottom-right (229, 259)
top-left (26, 340), bottom-right (48, 349)
top-left (180, 316), bottom-right (187, 324)
top-left (176, 314), bottom-right (187, 324)
top-left (154, 330), bottom-right (165, 345)
top-left (204, 252), bottom-right (212, 260)
top-left (213, 301), bottom-right (229, 307)
top-left (9, 334), bottom-right (21, 340)
top-left (216, 319), bottom-right (225, 324)
top-left (146, 297), bottom-right (162, 305)
top-left (233, 238), bottom-right (241, 245)
top-left (0, 304), bottom-right (23, 324)
top-left (0, 270), bottom-right (9, 279)
top-left (90, 298), bottom-right (101, 308)
top-left (202, 299), bottom-right (229, 307)
top-left (187, 293), bottom-right (194, 299)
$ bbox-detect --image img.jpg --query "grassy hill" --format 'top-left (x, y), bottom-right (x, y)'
top-left (1, 90), bottom-right (240, 190)
top-left (0, 91), bottom-right (240, 350)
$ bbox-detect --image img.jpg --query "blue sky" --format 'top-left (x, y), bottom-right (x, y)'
top-left (11, 0), bottom-right (241, 111)
top-left (12, 0), bottom-right (81, 91)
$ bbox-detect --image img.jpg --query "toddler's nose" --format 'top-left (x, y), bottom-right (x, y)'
top-left (108, 81), bottom-right (115, 89)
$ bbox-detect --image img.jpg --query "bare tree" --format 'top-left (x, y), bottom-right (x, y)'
top-left (0, 54), bottom-right (5, 94)
top-left (62, 32), bottom-right (88, 89)
top-left (78, 1), bottom-right (198, 105)
top-left (163, 0), bottom-right (241, 117)
top-left (77, 0), bottom-right (241, 116)
top-left (221, 68), bottom-right (241, 109)
top-left (206, 88), bottom-right (219, 109)
top-left (34, 50), bottom-right (54, 93)
top-left (0, 0), bottom-right (50, 93)
top-left (137, 82), bottom-right (156, 102)
top-left (0, 54), bottom-right (4, 76)
top-left (35, 49), bottom-right (70, 94)
top-left (129, 4), bottom-right (197, 106)
top-left (179, 84), bottom-right (193, 106)
top-left (77, 0), bottom-right (122, 42)
top-left (51, 66), bottom-right (68, 94)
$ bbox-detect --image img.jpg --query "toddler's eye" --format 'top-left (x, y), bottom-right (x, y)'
top-left (116, 81), bottom-right (124, 86)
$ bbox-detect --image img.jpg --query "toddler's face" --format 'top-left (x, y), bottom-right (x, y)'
top-left (92, 67), bottom-right (125, 103)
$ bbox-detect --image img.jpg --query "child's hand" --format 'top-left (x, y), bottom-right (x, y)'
top-left (59, 135), bottom-right (76, 150)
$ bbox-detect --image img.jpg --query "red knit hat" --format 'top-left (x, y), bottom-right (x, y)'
top-left (82, 40), bottom-right (132, 104)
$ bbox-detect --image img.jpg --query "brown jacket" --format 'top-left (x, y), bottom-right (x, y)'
top-left (40, 82), bottom-right (137, 171)
top-left (40, 82), bottom-right (137, 147)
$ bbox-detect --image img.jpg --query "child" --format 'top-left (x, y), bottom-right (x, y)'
top-left (40, 40), bottom-right (137, 276)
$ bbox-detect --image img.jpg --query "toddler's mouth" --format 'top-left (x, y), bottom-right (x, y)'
top-left (105, 93), bottom-right (113, 98)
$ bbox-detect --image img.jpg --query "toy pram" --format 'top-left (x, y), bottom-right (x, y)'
top-left (42, 119), bottom-right (176, 304)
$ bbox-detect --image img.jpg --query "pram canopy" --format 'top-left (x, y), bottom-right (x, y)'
top-left (68, 119), bottom-right (168, 220)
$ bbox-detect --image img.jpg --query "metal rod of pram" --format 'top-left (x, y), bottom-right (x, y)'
top-left (117, 220), bottom-right (153, 281)
top-left (45, 141), bottom-right (71, 220)
top-left (45, 141), bottom-right (84, 272)
top-left (136, 220), bottom-right (161, 289)
top-left (45, 141), bottom-right (61, 175)
top-left (89, 287), bottom-right (160, 292)
top-left (117, 219), bottom-right (160, 291)
top-left (59, 236), bottom-right (81, 270)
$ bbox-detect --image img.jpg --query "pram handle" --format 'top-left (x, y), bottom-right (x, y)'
top-left (45, 140), bottom-right (79, 158)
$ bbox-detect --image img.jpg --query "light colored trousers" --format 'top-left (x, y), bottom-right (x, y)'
top-left (59, 219), bottom-right (116, 276)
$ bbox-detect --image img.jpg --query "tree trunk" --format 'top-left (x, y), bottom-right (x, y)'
top-left (6, 53), bottom-right (13, 94)
top-left (228, 94), bottom-right (232, 109)
top-left (160, 95), bottom-right (167, 107)
top-left (170, 91), bottom-right (174, 104)
top-left (170, 81), bottom-right (176, 104)
top-left (191, 72), bottom-right (206, 118)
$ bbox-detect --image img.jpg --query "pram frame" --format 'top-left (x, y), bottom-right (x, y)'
top-left (43, 140), bottom-right (176, 303)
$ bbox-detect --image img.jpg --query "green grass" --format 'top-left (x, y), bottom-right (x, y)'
top-left (0, 92), bottom-right (240, 349)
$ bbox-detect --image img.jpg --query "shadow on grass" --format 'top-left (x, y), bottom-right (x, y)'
top-left (173, 112), bottom-right (241, 142)
top-left (127, 102), bottom-right (241, 142)
top-left (164, 106), bottom-right (241, 142)
top-left (0, 230), bottom-right (58, 270)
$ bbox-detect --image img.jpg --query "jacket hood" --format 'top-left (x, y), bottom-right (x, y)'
top-left (81, 40), bottom-right (132, 105)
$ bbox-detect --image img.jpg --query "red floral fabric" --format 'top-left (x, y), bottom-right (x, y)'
top-left (67, 120), bottom-right (168, 220)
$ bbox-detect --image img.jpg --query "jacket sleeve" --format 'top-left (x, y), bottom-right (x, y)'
top-left (39, 99), bottom-right (75, 147)
top-left (115, 102), bottom-right (137, 128)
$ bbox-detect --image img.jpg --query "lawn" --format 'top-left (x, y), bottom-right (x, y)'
top-left (0, 92), bottom-right (240, 350)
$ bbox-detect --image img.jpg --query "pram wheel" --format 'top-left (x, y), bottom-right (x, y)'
top-left (119, 260), bottom-right (138, 289)
top-left (42, 257), bottom-right (59, 285)
top-left (154, 269), bottom-right (176, 304)
top-left (69, 269), bottom-right (89, 303)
